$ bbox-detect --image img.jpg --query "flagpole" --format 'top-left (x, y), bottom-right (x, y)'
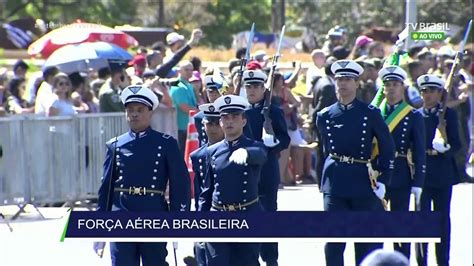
top-left (405, 0), bottom-right (417, 51)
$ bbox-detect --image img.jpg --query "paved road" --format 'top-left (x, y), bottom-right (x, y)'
top-left (0, 183), bottom-right (472, 266)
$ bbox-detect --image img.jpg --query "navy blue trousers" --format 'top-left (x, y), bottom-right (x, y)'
top-left (194, 242), bottom-right (207, 266)
top-left (205, 242), bottom-right (260, 266)
top-left (110, 242), bottom-right (168, 266)
top-left (386, 186), bottom-right (412, 260)
top-left (205, 204), bottom-right (262, 266)
top-left (259, 162), bottom-right (280, 265)
top-left (323, 193), bottom-right (383, 266)
top-left (416, 186), bottom-right (452, 266)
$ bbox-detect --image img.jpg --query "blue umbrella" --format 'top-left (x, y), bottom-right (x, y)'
top-left (43, 42), bottom-right (133, 73)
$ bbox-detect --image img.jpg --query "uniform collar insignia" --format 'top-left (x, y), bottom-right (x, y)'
top-left (226, 139), bottom-right (240, 147)
top-left (225, 135), bottom-right (242, 147)
top-left (251, 101), bottom-right (263, 108)
top-left (129, 127), bottom-right (151, 139)
top-left (423, 107), bottom-right (438, 114)
top-left (338, 101), bottom-right (354, 111)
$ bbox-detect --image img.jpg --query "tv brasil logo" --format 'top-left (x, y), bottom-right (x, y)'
top-left (407, 22), bottom-right (449, 41)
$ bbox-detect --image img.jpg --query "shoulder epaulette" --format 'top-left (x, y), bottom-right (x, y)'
top-left (368, 104), bottom-right (378, 110)
top-left (319, 107), bottom-right (329, 114)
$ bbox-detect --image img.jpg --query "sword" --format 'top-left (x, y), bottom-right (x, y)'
top-left (444, 19), bottom-right (472, 99)
top-left (93, 136), bottom-right (118, 258)
top-left (407, 149), bottom-right (415, 180)
top-left (245, 23), bottom-right (255, 63)
top-left (367, 162), bottom-right (388, 210)
top-left (173, 241), bottom-right (178, 266)
top-left (261, 25), bottom-right (286, 143)
top-left (264, 24), bottom-right (286, 96)
top-left (437, 19), bottom-right (472, 142)
top-left (414, 193), bottom-right (424, 259)
top-left (459, 19), bottom-right (472, 55)
top-left (234, 23), bottom-right (255, 96)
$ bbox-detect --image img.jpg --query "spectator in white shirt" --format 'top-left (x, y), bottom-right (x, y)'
top-left (306, 49), bottom-right (326, 95)
top-left (35, 66), bottom-right (59, 115)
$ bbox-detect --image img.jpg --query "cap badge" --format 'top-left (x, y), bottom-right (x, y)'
top-left (337, 61), bottom-right (350, 68)
top-left (386, 66), bottom-right (397, 73)
top-left (129, 86), bottom-right (142, 94)
top-left (224, 96), bottom-right (231, 104)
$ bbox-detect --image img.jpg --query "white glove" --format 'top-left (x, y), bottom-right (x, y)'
top-left (432, 138), bottom-right (451, 153)
top-left (411, 186), bottom-right (422, 205)
top-left (229, 148), bottom-right (248, 165)
top-left (373, 182), bottom-right (386, 200)
top-left (93, 242), bottom-right (106, 258)
top-left (262, 132), bottom-right (280, 148)
top-left (368, 167), bottom-right (380, 181)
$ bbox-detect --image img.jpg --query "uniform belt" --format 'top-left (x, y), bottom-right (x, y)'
top-left (329, 154), bottom-right (369, 164)
top-left (426, 149), bottom-right (438, 156)
top-left (115, 186), bottom-right (164, 196)
top-left (395, 152), bottom-right (407, 158)
top-left (212, 197), bottom-right (259, 211)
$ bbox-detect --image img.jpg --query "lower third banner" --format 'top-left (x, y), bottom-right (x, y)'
top-left (62, 211), bottom-right (441, 240)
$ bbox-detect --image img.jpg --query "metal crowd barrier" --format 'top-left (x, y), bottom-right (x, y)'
top-left (0, 107), bottom-right (177, 216)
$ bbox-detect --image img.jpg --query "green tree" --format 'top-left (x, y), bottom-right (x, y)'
top-left (201, 0), bottom-right (272, 48)
top-left (418, 1), bottom-right (472, 42)
top-left (2, 0), bottom-right (137, 28)
top-left (287, 0), bottom-right (405, 47)
top-left (286, 0), bottom-right (472, 48)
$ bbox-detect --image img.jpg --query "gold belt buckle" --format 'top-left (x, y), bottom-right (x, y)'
top-left (131, 186), bottom-right (143, 195)
top-left (340, 155), bottom-right (353, 164)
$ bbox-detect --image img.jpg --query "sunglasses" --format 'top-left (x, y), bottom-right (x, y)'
top-left (58, 81), bottom-right (71, 86)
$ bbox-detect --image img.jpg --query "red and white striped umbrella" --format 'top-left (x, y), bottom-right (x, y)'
top-left (27, 21), bottom-right (138, 58)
